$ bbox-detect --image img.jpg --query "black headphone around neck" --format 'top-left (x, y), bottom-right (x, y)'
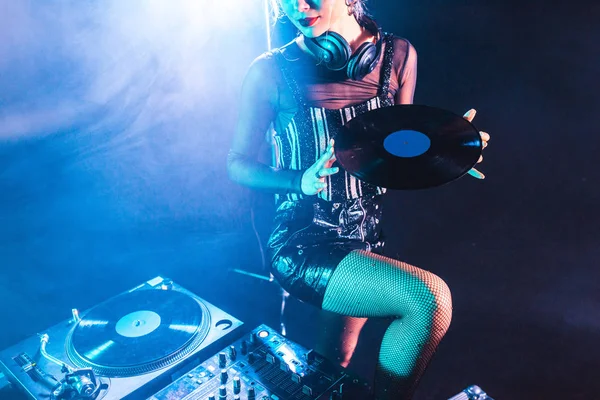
top-left (302, 24), bottom-right (384, 81)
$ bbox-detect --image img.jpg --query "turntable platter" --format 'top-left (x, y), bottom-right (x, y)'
top-left (66, 288), bottom-right (211, 377)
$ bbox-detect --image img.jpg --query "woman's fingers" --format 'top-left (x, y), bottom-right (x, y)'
top-left (315, 180), bottom-right (327, 193)
top-left (468, 168), bottom-right (485, 179)
top-left (463, 108), bottom-right (476, 122)
top-left (324, 139), bottom-right (337, 167)
top-left (307, 139), bottom-right (339, 194)
top-left (324, 154), bottom-right (337, 169)
top-left (460, 114), bottom-right (489, 180)
top-left (315, 146), bottom-right (334, 170)
top-left (314, 139), bottom-right (338, 172)
top-left (316, 167), bottom-right (339, 178)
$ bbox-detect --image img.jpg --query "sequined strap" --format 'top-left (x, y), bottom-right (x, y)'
top-left (377, 33), bottom-right (396, 101)
top-left (272, 49), bottom-right (309, 109)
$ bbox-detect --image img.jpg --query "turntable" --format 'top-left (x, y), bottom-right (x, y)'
top-left (0, 276), bottom-right (244, 400)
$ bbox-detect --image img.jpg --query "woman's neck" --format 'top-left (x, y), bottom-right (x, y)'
top-left (332, 16), bottom-right (373, 50)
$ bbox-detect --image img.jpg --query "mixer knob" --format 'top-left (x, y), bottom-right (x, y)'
top-left (305, 349), bottom-right (316, 363)
top-left (240, 340), bottom-right (248, 355)
top-left (247, 386), bottom-right (256, 400)
top-left (248, 352), bottom-right (257, 364)
top-left (218, 352), bottom-right (227, 368)
top-left (291, 373), bottom-right (302, 384)
top-left (208, 396), bottom-right (216, 400)
top-left (220, 369), bottom-right (228, 384)
top-left (219, 385), bottom-right (227, 400)
top-left (229, 345), bottom-right (237, 360)
top-left (233, 377), bottom-right (241, 394)
top-left (279, 360), bottom-right (290, 372)
top-left (302, 385), bottom-right (313, 396)
top-left (250, 332), bottom-right (259, 346)
top-left (330, 390), bottom-right (342, 400)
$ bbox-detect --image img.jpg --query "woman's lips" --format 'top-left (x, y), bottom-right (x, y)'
top-left (299, 17), bottom-right (320, 27)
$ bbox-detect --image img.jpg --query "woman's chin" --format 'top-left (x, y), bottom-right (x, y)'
top-left (301, 28), bottom-right (328, 38)
top-left (295, 23), bottom-right (328, 38)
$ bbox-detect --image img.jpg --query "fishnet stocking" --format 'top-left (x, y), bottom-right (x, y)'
top-left (315, 311), bottom-right (368, 368)
top-left (321, 250), bottom-right (453, 400)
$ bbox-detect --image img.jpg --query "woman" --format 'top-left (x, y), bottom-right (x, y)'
top-left (228, 0), bottom-right (488, 398)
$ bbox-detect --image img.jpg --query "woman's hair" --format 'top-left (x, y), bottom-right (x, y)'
top-left (347, 0), bottom-right (369, 23)
top-left (269, 0), bottom-right (371, 27)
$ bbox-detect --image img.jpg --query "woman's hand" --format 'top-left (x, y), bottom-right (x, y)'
top-left (463, 109), bottom-right (490, 179)
top-left (301, 139), bottom-right (339, 195)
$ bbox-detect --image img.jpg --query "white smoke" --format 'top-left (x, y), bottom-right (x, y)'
top-left (0, 0), bottom-right (266, 141)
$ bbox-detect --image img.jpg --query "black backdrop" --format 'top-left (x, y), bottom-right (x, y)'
top-left (0, 1), bottom-right (598, 399)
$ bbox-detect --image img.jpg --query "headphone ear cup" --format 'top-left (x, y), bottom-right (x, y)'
top-left (347, 42), bottom-right (378, 81)
top-left (305, 32), bottom-right (352, 71)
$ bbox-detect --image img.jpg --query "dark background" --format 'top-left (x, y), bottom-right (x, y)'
top-left (0, 0), bottom-right (598, 399)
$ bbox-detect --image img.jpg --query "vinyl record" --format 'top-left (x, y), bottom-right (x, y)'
top-left (66, 288), bottom-right (210, 377)
top-left (335, 105), bottom-right (482, 190)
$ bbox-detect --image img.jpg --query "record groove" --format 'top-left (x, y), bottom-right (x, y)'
top-left (335, 105), bottom-right (482, 190)
top-left (66, 288), bottom-right (210, 377)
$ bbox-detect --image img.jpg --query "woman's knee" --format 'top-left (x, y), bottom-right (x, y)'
top-left (384, 262), bottom-right (453, 330)
top-left (432, 274), bottom-right (452, 328)
top-left (413, 271), bottom-right (452, 335)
